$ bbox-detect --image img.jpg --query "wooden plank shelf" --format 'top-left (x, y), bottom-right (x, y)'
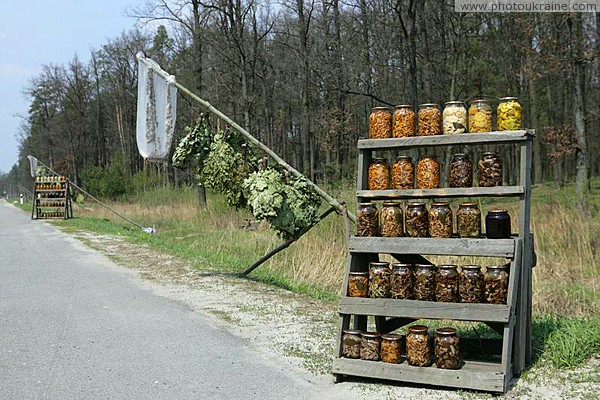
top-left (357, 186), bottom-right (524, 200)
top-left (332, 358), bottom-right (505, 392)
top-left (338, 297), bottom-right (511, 323)
top-left (357, 130), bottom-right (534, 150)
top-left (349, 236), bottom-right (515, 258)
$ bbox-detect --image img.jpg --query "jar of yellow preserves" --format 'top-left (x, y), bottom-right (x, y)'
top-left (497, 97), bottom-right (522, 131)
top-left (468, 99), bottom-right (493, 133)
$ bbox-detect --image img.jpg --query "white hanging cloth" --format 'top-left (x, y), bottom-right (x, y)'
top-left (135, 53), bottom-right (178, 161)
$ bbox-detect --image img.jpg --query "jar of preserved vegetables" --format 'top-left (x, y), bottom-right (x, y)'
top-left (434, 328), bottom-right (460, 369)
top-left (342, 329), bottom-right (362, 359)
top-left (369, 262), bottom-right (391, 298)
top-left (443, 101), bottom-right (468, 134)
top-left (429, 202), bottom-right (453, 238)
top-left (414, 264), bottom-right (436, 301)
top-left (348, 271), bottom-right (369, 297)
top-left (368, 158), bottom-right (390, 190)
top-left (497, 97), bottom-right (522, 131)
top-left (485, 209), bottom-right (511, 239)
top-left (393, 105), bottom-right (415, 138)
top-left (449, 153), bottom-right (473, 188)
top-left (406, 325), bottom-right (432, 366)
top-left (478, 152), bottom-right (502, 187)
top-left (459, 265), bottom-right (484, 303)
top-left (360, 332), bottom-right (382, 361)
top-left (405, 202), bottom-right (428, 237)
top-left (369, 107), bottom-right (392, 139)
top-left (417, 155), bottom-right (440, 189)
top-left (456, 202), bottom-right (481, 238)
top-left (381, 334), bottom-right (402, 363)
top-left (356, 202), bottom-right (378, 236)
top-left (391, 263), bottom-right (413, 299)
top-left (380, 202), bottom-right (403, 237)
top-left (435, 265), bottom-right (459, 303)
top-left (484, 265), bottom-right (509, 304)
top-left (392, 156), bottom-right (414, 189)
top-left (418, 104), bottom-right (442, 136)
top-left (468, 99), bottom-right (493, 133)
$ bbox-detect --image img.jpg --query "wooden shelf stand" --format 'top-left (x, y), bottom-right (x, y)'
top-left (31, 179), bottom-right (73, 220)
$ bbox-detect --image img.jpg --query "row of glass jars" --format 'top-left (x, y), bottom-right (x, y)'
top-left (368, 152), bottom-right (502, 191)
top-left (342, 326), bottom-right (461, 369)
top-left (348, 262), bottom-right (509, 304)
top-left (356, 201), bottom-right (512, 239)
top-left (36, 175), bottom-right (67, 182)
top-left (369, 97), bottom-right (522, 139)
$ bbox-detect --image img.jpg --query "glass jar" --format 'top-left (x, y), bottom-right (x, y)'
top-left (442, 101), bottom-right (468, 134)
top-left (484, 265), bottom-right (509, 304)
top-left (391, 263), bottom-right (413, 299)
top-left (380, 202), bottom-right (403, 237)
top-left (468, 99), bottom-right (493, 133)
top-left (456, 202), bottom-right (481, 238)
top-left (429, 202), bottom-right (453, 238)
top-left (435, 265), bottom-right (459, 303)
top-left (485, 209), bottom-right (512, 239)
top-left (416, 155), bottom-right (440, 189)
top-left (449, 153), bottom-right (473, 188)
top-left (418, 103), bottom-right (442, 136)
top-left (406, 325), bottom-right (432, 367)
top-left (342, 329), bottom-right (362, 359)
top-left (381, 334), bottom-right (402, 363)
top-left (356, 202), bottom-right (378, 236)
top-left (459, 265), bottom-right (484, 303)
top-left (414, 264), bottom-right (436, 301)
top-left (497, 97), bottom-right (522, 131)
top-left (392, 156), bottom-right (414, 189)
top-left (368, 158), bottom-right (390, 190)
top-left (360, 332), bottom-right (382, 361)
top-left (369, 107), bottom-right (393, 139)
top-left (369, 262), bottom-right (391, 298)
top-left (434, 328), bottom-right (460, 369)
top-left (348, 272), bottom-right (369, 297)
top-left (393, 105), bottom-right (415, 138)
top-left (478, 152), bottom-right (502, 187)
top-left (405, 202), bottom-right (428, 237)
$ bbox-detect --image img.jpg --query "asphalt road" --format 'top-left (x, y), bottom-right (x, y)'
top-left (0, 201), bottom-right (329, 399)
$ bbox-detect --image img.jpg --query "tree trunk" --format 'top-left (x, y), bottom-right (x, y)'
top-left (572, 15), bottom-right (589, 202)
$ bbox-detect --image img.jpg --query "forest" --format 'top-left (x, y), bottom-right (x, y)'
top-left (2, 0), bottom-right (599, 198)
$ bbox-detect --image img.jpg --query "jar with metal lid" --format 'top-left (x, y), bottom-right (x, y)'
top-left (485, 209), bottom-right (511, 239)
top-left (391, 263), bottom-right (413, 299)
top-left (356, 202), bottom-right (378, 236)
top-left (434, 328), bottom-right (460, 369)
top-left (406, 325), bottom-right (432, 366)
top-left (429, 202), bottom-right (453, 238)
top-left (416, 155), bottom-right (440, 189)
top-left (414, 264), bottom-right (436, 301)
top-left (369, 262), bottom-right (391, 298)
top-left (443, 101), bottom-right (468, 134)
top-left (456, 202), bottom-right (481, 238)
top-left (342, 329), bottom-right (362, 359)
top-left (381, 334), bottom-right (402, 363)
top-left (497, 97), bottom-right (522, 131)
top-left (392, 156), bottom-right (414, 189)
top-left (360, 332), bottom-right (382, 361)
top-left (348, 272), bottom-right (369, 297)
top-left (484, 265), bottom-right (509, 304)
top-left (380, 202), bottom-right (403, 237)
top-left (459, 265), bottom-right (484, 303)
top-left (369, 107), bottom-right (393, 139)
top-left (468, 99), bottom-right (493, 133)
top-left (478, 152), bottom-right (502, 187)
top-left (405, 202), bottom-right (428, 237)
top-left (393, 105), bottom-right (415, 138)
top-left (418, 103), bottom-right (442, 136)
top-left (435, 265), bottom-right (459, 302)
top-left (449, 153), bottom-right (473, 188)
top-left (368, 158), bottom-right (390, 190)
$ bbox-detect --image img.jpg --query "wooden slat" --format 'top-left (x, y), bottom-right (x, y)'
top-left (332, 358), bottom-right (505, 392)
top-left (349, 236), bottom-right (516, 258)
top-left (357, 186), bottom-right (524, 199)
top-left (357, 130), bottom-right (534, 149)
top-left (338, 297), bottom-right (510, 323)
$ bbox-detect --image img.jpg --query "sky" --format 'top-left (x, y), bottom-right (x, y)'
top-left (0, 0), bottom-right (145, 173)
